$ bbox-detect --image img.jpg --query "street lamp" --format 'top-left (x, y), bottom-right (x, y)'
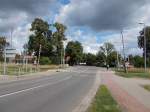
top-left (139, 23), bottom-right (147, 73)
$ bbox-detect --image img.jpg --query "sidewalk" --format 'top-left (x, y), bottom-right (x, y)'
top-left (102, 71), bottom-right (150, 112)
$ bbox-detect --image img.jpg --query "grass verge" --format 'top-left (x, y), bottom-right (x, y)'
top-left (87, 85), bottom-right (121, 112)
top-left (114, 68), bottom-right (150, 79)
top-left (143, 85), bottom-right (150, 91)
top-left (0, 64), bottom-right (60, 75)
top-left (115, 71), bottom-right (150, 79)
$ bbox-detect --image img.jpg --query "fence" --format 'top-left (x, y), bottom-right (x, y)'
top-left (0, 63), bottom-right (38, 76)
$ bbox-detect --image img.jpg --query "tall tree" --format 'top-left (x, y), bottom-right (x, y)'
top-left (28, 18), bottom-right (52, 57)
top-left (85, 53), bottom-right (97, 66)
top-left (99, 42), bottom-right (115, 65)
top-left (65, 41), bottom-right (83, 65)
top-left (51, 22), bottom-right (67, 64)
top-left (27, 18), bottom-right (67, 64)
top-left (138, 26), bottom-right (150, 58)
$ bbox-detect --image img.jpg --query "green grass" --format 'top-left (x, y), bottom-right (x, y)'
top-left (114, 68), bottom-right (150, 79)
top-left (115, 71), bottom-right (150, 79)
top-left (0, 64), bottom-right (60, 76)
top-left (87, 85), bottom-right (121, 112)
top-left (143, 85), bottom-right (150, 91)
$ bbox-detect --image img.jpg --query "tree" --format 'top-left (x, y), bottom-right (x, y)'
top-left (65, 41), bottom-right (83, 65)
top-left (85, 53), bottom-right (97, 66)
top-left (51, 22), bottom-right (67, 64)
top-left (40, 57), bottom-right (51, 65)
top-left (0, 37), bottom-right (9, 61)
top-left (96, 51), bottom-right (105, 66)
top-left (133, 55), bottom-right (144, 67)
top-left (138, 26), bottom-right (150, 58)
top-left (27, 18), bottom-right (67, 65)
top-left (107, 51), bottom-right (118, 67)
top-left (0, 37), bottom-right (8, 49)
top-left (99, 42), bottom-right (115, 66)
top-left (28, 18), bottom-right (52, 57)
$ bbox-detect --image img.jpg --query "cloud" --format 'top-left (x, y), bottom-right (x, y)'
top-left (0, 0), bottom-right (56, 15)
top-left (66, 29), bottom-right (101, 54)
top-left (0, 0), bottom-right (60, 52)
top-left (104, 27), bottom-right (143, 56)
top-left (12, 24), bottom-right (31, 52)
top-left (0, 0), bottom-right (58, 33)
top-left (56, 0), bottom-right (149, 31)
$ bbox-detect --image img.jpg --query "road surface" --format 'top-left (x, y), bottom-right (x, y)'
top-left (0, 66), bottom-right (99, 112)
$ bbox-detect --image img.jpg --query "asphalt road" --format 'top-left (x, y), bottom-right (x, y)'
top-left (0, 66), bottom-right (99, 112)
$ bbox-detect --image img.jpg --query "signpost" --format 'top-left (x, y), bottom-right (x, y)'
top-left (3, 47), bottom-right (16, 75)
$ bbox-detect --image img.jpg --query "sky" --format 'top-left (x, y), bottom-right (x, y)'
top-left (0, 0), bottom-right (150, 56)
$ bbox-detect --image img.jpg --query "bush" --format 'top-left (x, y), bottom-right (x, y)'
top-left (40, 57), bottom-right (51, 65)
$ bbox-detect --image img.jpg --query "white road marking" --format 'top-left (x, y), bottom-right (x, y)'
top-left (0, 75), bottom-right (58, 88)
top-left (0, 75), bottom-right (72, 98)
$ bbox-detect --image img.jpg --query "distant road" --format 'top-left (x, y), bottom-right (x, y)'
top-left (0, 66), bottom-right (99, 112)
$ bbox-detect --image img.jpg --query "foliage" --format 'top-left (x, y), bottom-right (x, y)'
top-left (128, 54), bottom-right (150, 67)
top-left (96, 51), bottom-right (105, 66)
top-left (115, 70), bottom-right (150, 79)
top-left (65, 41), bottom-right (83, 65)
top-left (28, 18), bottom-right (52, 57)
top-left (40, 57), bottom-right (52, 65)
top-left (97, 42), bottom-right (119, 67)
top-left (133, 55), bottom-right (144, 67)
top-left (107, 51), bottom-right (118, 67)
top-left (85, 53), bottom-right (97, 66)
top-left (51, 22), bottom-right (67, 64)
top-left (143, 85), bottom-right (150, 91)
top-left (138, 26), bottom-right (150, 58)
top-left (27, 18), bottom-right (67, 65)
top-left (87, 85), bottom-right (121, 112)
top-left (0, 37), bottom-right (9, 61)
top-left (0, 37), bottom-right (7, 49)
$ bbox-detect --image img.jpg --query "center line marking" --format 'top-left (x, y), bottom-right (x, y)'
top-left (0, 75), bottom-right (72, 98)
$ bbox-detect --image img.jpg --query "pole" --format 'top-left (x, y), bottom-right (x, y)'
top-left (3, 47), bottom-right (6, 75)
top-left (60, 48), bottom-right (62, 68)
top-left (38, 44), bottom-right (41, 71)
top-left (121, 31), bottom-right (127, 73)
top-left (10, 28), bottom-right (13, 48)
top-left (63, 45), bottom-right (65, 67)
top-left (117, 51), bottom-right (120, 70)
top-left (63, 40), bottom-right (66, 68)
top-left (144, 26), bottom-right (147, 73)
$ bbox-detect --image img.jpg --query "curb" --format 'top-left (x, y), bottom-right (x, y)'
top-left (72, 71), bottom-right (101, 112)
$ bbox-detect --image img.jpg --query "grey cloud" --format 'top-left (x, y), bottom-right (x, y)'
top-left (0, 0), bottom-right (58, 33)
top-left (58, 0), bottom-right (149, 31)
top-left (0, 0), bottom-right (56, 15)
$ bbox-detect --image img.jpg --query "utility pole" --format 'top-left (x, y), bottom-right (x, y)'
top-left (116, 51), bottom-right (120, 70)
top-left (121, 31), bottom-right (127, 73)
top-left (10, 28), bottom-right (13, 47)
